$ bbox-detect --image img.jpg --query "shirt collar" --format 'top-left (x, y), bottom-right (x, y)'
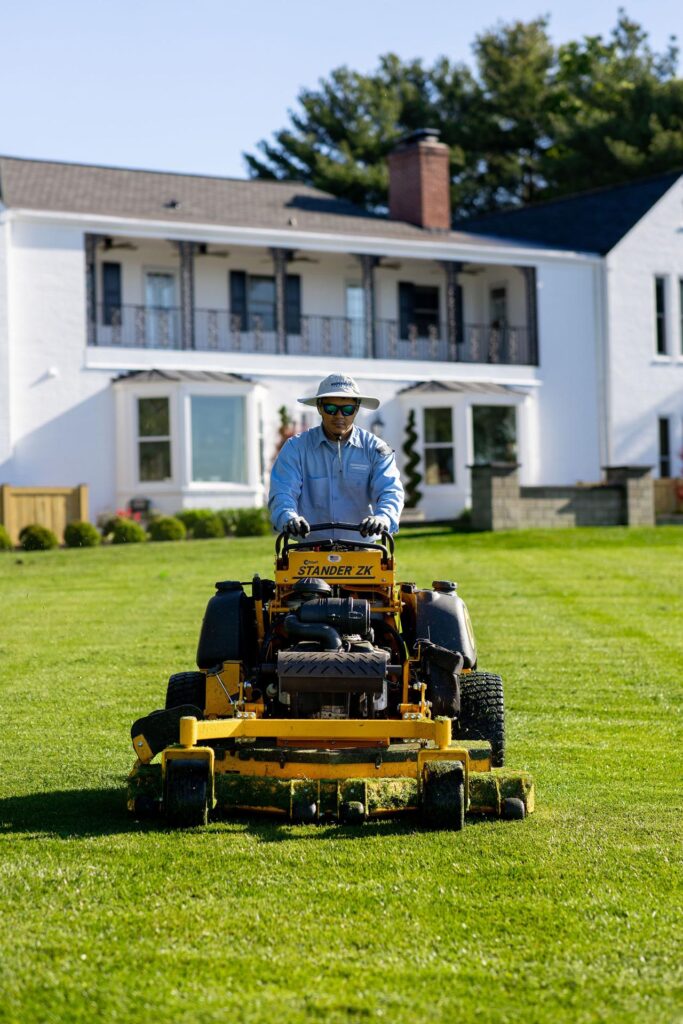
top-left (313, 424), bottom-right (362, 448)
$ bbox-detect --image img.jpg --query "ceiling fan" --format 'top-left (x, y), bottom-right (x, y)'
top-left (197, 243), bottom-right (231, 258)
top-left (101, 236), bottom-right (138, 251)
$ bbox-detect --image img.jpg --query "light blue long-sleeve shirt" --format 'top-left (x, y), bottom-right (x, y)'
top-left (268, 425), bottom-right (404, 540)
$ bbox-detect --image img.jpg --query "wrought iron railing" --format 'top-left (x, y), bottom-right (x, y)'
top-left (93, 306), bottom-right (537, 365)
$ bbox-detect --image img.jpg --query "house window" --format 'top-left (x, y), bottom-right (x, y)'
top-left (229, 271), bottom-right (301, 332)
top-left (658, 417), bottom-right (671, 477)
top-left (191, 395), bottom-right (246, 483)
top-left (424, 407), bottom-right (454, 484)
top-left (655, 277), bottom-right (667, 355)
top-left (473, 406), bottom-right (517, 464)
top-left (399, 283), bottom-right (440, 339)
top-left (138, 397), bottom-right (171, 481)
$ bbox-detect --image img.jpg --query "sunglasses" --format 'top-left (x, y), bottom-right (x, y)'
top-left (320, 402), bottom-right (358, 416)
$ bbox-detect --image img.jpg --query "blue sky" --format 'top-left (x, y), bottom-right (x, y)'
top-left (1, 0), bottom-right (678, 179)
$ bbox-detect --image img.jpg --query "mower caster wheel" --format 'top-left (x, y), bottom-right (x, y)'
top-left (165, 760), bottom-right (209, 828)
top-left (291, 799), bottom-right (317, 824)
top-left (340, 801), bottom-right (365, 825)
top-left (422, 761), bottom-right (465, 831)
top-left (502, 797), bottom-right (526, 821)
top-left (133, 795), bottom-right (159, 819)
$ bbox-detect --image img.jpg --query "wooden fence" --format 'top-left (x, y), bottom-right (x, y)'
top-left (0, 485), bottom-right (89, 545)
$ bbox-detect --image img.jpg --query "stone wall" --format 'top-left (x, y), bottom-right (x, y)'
top-left (471, 464), bottom-right (654, 531)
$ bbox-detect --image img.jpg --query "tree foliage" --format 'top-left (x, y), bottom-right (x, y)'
top-left (244, 11), bottom-right (681, 217)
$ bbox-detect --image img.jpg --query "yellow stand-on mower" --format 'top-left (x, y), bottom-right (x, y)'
top-left (128, 523), bottom-right (534, 829)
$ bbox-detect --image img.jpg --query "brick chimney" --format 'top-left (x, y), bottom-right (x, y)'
top-left (388, 129), bottom-right (451, 230)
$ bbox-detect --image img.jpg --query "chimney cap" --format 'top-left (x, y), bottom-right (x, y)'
top-left (395, 128), bottom-right (443, 149)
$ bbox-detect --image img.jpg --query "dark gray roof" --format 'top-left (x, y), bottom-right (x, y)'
top-left (456, 171), bottom-right (682, 255)
top-left (0, 155), bottom-right (500, 247)
top-left (113, 369), bottom-right (252, 385)
top-left (398, 380), bottom-right (521, 396)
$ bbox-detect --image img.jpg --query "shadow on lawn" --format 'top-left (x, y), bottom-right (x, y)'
top-left (0, 786), bottom-right (150, 839)
top-left (1, 789), bottom-right (492, 841)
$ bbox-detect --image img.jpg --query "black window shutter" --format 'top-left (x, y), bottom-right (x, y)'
top-left (456, 283), bottom-right (464, 344)
top-left (398, 282), bottom-right (415, 340)
top-left (102, 262), bottom-right (121, 326)
top-left (285, 274), bottom-right (301, 334)
top-left (230, 271), bottom-right (247, 330)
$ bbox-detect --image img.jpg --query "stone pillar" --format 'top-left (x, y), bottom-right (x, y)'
top-left (519, 266), bottom-right (539, 366)
top-left (176, 241), bottom-right (197, 350)
top-left (442, 260), bottom-right (463, 357)
top-left (470, 463), bottom-right (521, 531)
top-left (84, 233), bottom-right (100, 346)
top-left (271, 247), bottom-right (289, 354)
top-left (355, 254), bottom-right (377, 358)
top-left (604, 466), bottom-right (654, 526)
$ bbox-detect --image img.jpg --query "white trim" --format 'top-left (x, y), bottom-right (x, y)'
top-left (3, 207), bottom-right (603, 266)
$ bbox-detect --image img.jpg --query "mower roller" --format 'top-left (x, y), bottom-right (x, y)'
top-left (128, 523), bottom-right (534, 829)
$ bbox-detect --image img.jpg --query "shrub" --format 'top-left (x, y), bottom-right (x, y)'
top-left (111, 518), bottom-right (147, 544)
top-left (192, 513), bottom-right (225, 539)
top-left (215, 508), bottom-right (238, 536)
top-left (175, 508), bottom-right (215, 532)
top-left (64, 521), bottom-right (101, 548)
top-left (0, 525), bottom-right (13, 551)
top-left (234, 507), bottom-right (272, 537)
top-left (19, 524), bottom-right (59, 551)
top-left (147, 516), bottom-right (187, 542)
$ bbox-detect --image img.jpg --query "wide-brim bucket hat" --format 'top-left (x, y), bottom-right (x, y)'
top-left (298, 374), bottom-right (380, 410)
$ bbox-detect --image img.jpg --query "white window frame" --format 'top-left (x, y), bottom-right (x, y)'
top-left (136, 394), bottom-right (173, 485)
top-left (422, 406), bottom-right (456, 486)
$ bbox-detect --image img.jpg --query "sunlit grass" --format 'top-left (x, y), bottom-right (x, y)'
top-left (0, 527), bottom-right (681, 1023)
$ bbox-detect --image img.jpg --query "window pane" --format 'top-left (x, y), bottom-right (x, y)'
top-left (191, 396), bottom-right (246, 483)
top-left (473, 406), bottom-right (517, 464)
top-left (249, 276), bottom-right (276, 330)
top-left (424, 408), bottom-right (452, 443)
top-left (138, 397), bottom-right (169, 437)
top-left (425, 447), bottom-right (454, 484)
top-left (658, 417), bottom-right (671, 477)
top-left (655, 277), bottom-right (666, 355)
top-left (139, 440), bottom-right (171, 481)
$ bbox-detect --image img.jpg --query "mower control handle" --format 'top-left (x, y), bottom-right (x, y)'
top-left (276, 521), bottom-right (394, 557)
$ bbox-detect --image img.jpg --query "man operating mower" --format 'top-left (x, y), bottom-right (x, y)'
top-left (269, 374), bottom-right (404, 541)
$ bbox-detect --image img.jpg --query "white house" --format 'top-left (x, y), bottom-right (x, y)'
top-left (0, 131), bottom-right (680, 525)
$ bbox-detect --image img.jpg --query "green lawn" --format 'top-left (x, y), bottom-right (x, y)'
top-left (0, 527), bottom-right (681, 1023)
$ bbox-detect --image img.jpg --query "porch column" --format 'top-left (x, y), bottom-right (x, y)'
top-left (84, 233), bottom-right (101, 345)
top-left (519, 266), bottom-right (539, 365)
top-left (355, 254), bottom-right (378, 358)
top-left (177, 241), bottom-right (197, 350)
top-left (271, 247), bottom-right (290, 354)
top-left (442, 260), bottom-right (463, 358)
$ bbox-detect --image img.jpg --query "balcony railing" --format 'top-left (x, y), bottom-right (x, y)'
top-left (93, 306), bottom-right (537, 365)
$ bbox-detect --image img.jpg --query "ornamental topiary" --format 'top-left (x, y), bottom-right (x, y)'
top-left (19, 524), bottom-right (59, 551)
top-left (147, 515), bottom-right (187, 542)
top-left (402, 409), bottom-right (423, 509)
top-left (64, 520), bottom-right (102, 548)
top-left (191, 513), bottom-right (225, 539)
top-left (111, 518), bottom-right (147, 544)
top-left (0, 525), bottom-right (13, 551)
top-left (234, 507), bottom-right (271, 537)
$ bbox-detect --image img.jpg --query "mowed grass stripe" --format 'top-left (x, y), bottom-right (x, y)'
top-left (0, 527), bottom-right (681, 1023)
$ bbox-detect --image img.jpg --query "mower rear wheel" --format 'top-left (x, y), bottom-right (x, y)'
top-left (457, 671), bottom-right (505, 767)
top-left (165, 671), bottom-right (205, 711)
top-left (422, 761), bottom-right (465, 831)
top-left (165, 760), bottom-right (209, 828)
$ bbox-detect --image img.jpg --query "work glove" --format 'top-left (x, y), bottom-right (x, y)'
top-left (359, 515), bottom-right (389, 537)
top-left (284, 515), bottom-right (310, 538)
